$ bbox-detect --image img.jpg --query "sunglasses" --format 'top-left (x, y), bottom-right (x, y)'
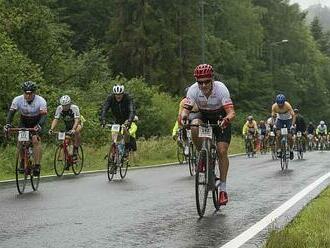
top-left (197, 79), bottom-right (212, 85)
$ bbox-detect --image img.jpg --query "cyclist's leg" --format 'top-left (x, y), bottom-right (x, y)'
top-left (190, 112), bottom-right (203, 151)
top-left (31, 134), bottom-right (42, 175)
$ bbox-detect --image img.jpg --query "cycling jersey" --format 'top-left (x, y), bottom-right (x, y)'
top-left (54, 104), bottom-right (80, 129)
top-left (100, 93), bottom-right (135, 125)
top-left (185, 81), bottom-right (233, 114)
top-left (271, 102), bottom-right (294, 120)
top-left (242, 121), bottom-right (257, 136)
top-left (307, 125), bottom-right (315, 135)
top-left (9, 95), bottom-right (47, 128)
top-left (316, 125), bottom-right (327, 135)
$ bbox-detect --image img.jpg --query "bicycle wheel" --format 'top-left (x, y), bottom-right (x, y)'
top-left (280, 145), bottom-right (285, 171)
top-left (119, 158), bottom-right (129, 179)
top-left (107, 149), bottom-right (117, 181)
top-left (195, 149), bottom-right (208, 217)
top-left (212, 186), bottom-right (220, 211)
top-left (177, 144), bottom-right (185, 164)
top-left (54, 145), bottom-right (65, 177)
top-left (72, 145), bottom-right (84, 175)
top-left (30, 162), bottom-right (40, 192)
top-left (15, 152), bottom-right (27, 194)
top-left (188, 143), bottom-right (196, 176)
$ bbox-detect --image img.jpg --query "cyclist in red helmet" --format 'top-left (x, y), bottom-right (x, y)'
top-left (181, 64), bottom-right (236, 206)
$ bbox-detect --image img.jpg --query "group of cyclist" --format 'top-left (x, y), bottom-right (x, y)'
top-left (3, 81), bottom-right (138, 176)
top-left (6, 62), bottom-right (326, 208)
top-left (242, 100), bottom-right (329, 157)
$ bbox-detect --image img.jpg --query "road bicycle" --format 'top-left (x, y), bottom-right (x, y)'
top-left (186, 129), bottom-right (197, 176)
top-left (245, 131), bottom-right (255, 158)
top-left (6, 128), bottom-right (40, 194)
top-left (294, 131), bottom-right (304, 159)
top-left (105, 124), bottom-right (129, 181)
top-left (307, 133), bottom-right (314, 151)
top-left (269, 131), bottom-right (277, 160)
top-left (185, 123), bottom-right (221, 217)
top-left (53, 131), bottom-right (84, 177)
top-left (279, 126), bottom-right (289, 171)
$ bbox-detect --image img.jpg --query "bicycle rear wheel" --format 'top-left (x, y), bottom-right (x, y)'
top-left (72, 145), bottom-right (84, 175)
top-left (31, 163), bottom-right (40, 191)
top-left (195, 149), bottom-right (208, 217)
top-left (119, 158), bottom-right (129, 179)
top-left (15, 152), bottom-right (27, 194)
top-left (54, 145), bottom-right (65, 177)
top-left (188, 143), bottom-right (196, 176)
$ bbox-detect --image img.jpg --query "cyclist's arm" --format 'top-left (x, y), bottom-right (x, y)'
top-left (127, 96), bottom-right (136, 123)
top-left (100, 95), bottom-right (112, 122)
top-left (172, 121), bottom-right (179, 137)
top-left (6, 109), bottom-right (16, 125)
top-left (129, 122), bottom-right (137, 137)
top-left (287, 103), bottom-right (295, 125)
top-left (242, 123), bottom-right (248, 136)
top-left (50, 118), bottom-right (59, 130)
top-left (72, 105), bottom-right (80, 131)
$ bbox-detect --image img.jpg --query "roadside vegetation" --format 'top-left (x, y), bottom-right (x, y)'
top-left (265, 186), bottom-right (330, 248)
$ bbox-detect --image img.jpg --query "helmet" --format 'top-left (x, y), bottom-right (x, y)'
top-left (260, 120), bottom-right (265, 124)
top-left (320, 120), bottom-right (325, 125)
top-left (60, 95), bottom-right (71, 105)
top-left (22, 81), bottom-right (37, 92)
top-left (194, 64), bottom-right (213, 80)
top-left (247, 115), bottom-right (253, 121)
top-left (134, 115), bottom-right (139, 122)
top-left (113, 84), bottom-right (124, 94)
top-left (294, 108), bottom-right (299, 113)
top-left (275, 94), bottom-right (286, 105)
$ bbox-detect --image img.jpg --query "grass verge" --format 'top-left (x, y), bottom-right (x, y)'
top-left (0, 135), bottom-right (244, 181)
top-left (265, 186), bottom-right (330, 248)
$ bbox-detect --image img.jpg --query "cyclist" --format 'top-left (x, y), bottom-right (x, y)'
top-left (3, 81), bottom-right (47, 176)
top-left (100, 84), bottom-right (136, 156)
top-left (49, 95), bottom-right (83, 161)
top-left (181, 64), bottom-right (235, 206)
top-left (316, 120), bottom-right (327, 149)
top-left (242, 116), bottom-right (258, 154)
top-left (127, 115), bottom-right (138, 153)
top-left (271, 94), bottom-right (296, 160)
top-left (293, 108), bottom-right (306, 151)
top-left (267, 113), bottom-right (277, 132)
top-left (306, 121), bottom-right (315, 150)
top-left (258, 120), bottom-right (268, 153)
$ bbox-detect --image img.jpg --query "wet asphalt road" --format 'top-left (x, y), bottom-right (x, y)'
top-left (0, 151), bottom-right (329, 248)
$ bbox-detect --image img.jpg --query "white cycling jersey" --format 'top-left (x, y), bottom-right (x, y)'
top-left (316, 125), bottom-right (327, 134)
top-left (54, 104), bottom-right (80, 120)
top-left (185, 81), bottom-right (233, 113)
top-left (10, 95), bottom-right (47, 117)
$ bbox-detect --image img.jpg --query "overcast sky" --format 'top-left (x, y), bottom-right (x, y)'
top-left (290, 0), bottom-right (330, 9)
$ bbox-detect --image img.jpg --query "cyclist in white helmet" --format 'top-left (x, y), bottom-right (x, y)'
top-left (49, 95), bottom-right (84, 160)
top-left (100, 84), bottom-right (136, 156)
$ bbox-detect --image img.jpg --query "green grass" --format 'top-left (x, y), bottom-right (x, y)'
top-left (265, 186), bottom-right (330, 248)
top-left (0, 135), bottom-right (245, 181)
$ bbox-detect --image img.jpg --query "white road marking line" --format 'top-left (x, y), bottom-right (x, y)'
top-left (220, 171), bottom-right (330, 248)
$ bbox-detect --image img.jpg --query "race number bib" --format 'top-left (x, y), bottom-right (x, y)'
top-left (198, 126), bottom-right (212, 139)
top-left (270, 131), bottom-right (275, 137)
top-left (297, 131), bottom-right (302, 137)
top-left (18, 131), bottom-right (29, 142)
top-left (111, 124), bottom-right (121, 132)
top-left (58, 132), bottom-right (65, 140)
top-left (281, 128), bottom-right (288, 135)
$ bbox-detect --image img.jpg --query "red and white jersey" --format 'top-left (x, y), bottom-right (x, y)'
top-left (10, 95), bottom-right (47, 117)
top-left (185, 81), bottom-right (233, 113)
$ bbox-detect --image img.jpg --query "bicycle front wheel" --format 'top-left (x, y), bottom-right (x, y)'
top-left (119, 156), bottom-right (129, 179)
top-left (188, 143), bottom-right (196, 176)
top-left (177, 144), bottom-right (185, 164)
top-left (107, 153), bottom-right (116, 181)
top-left (54, 145), bottom-right (65, 177)
top-left (195, 149), bottom-right (208, 217)
top-left (15, 152), bottom-right (27, 194)
top-left (31, 164), bottom-right (40, 191)
top-left (72, 145), bottom-right (84, 175)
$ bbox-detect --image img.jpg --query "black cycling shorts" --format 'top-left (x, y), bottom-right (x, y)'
top-left (191, 111), bottom-right (231, 144)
